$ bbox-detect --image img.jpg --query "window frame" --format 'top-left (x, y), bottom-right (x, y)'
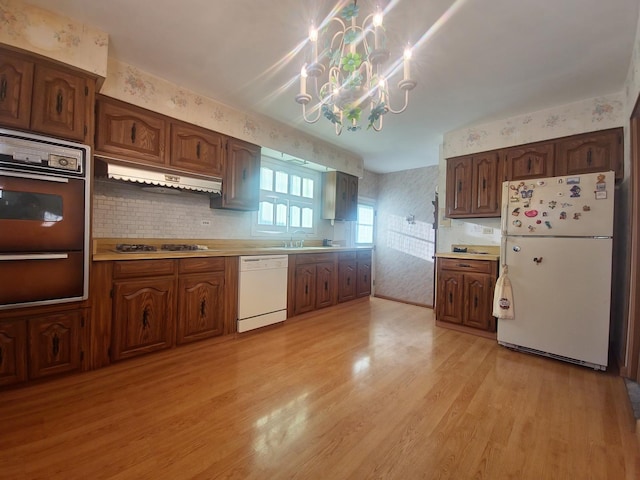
top-left (355, 199), bottom-right (376, 247)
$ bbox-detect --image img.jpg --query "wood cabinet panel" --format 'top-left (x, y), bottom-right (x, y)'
top-left (0, 320), bottom-right (27, 387)
top-left (170, 122), bottom-right (225, 176)
top-left (472, 152), bottom-right (501, 215)
top-left (30, 64), bottom-right (88, 142)
top-left (111, 277), bottom-right (175, 360)
top-left (555, 128), bottom-right (623, 179)
top-left (211, 137), bottom-right (260, 211)
top-left (338, 258), bottom-right (357, 303)
top-left (503, 142), bottom-right (555, 181)
top-left (294, 264), bottom-right (317, 315)
top-left (436, 258), bottom-right (497, 333)
top-left (446, 156), bottom-right (473, 217)
top-left (316, 262), bottom-right (336, 308)
top-left (0, 52), bottom-right (33, 130)
top-left (356, 251), bottom-right (372, 298)
top-left (113, 259), bottom-right (176, 279)
top-left (177, 272), bottom-right (225, 344)
top-left (28, 310), bottom-right (82, 379)
top-left (95, 96), bottom-right (168, 166)
top-left (323, 171), bottom-right (359, 221)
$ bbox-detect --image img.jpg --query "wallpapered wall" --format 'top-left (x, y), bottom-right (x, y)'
top-left (374, 166), bottom-right (438, 306)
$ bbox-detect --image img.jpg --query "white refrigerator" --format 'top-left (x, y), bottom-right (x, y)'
top-left (497, 170), bottom-right (614, 370)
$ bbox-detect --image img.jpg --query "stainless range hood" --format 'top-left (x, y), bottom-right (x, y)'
top-left (95, 158), bottom-right (222, 194)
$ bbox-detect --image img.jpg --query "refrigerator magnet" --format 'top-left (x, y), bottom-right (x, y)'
top-left (573, 213), bottom-right (582, 220)
top-left (560, 211), bottom-right (567, 219)
top-left (595, 191), bottom-right (607, 200)
top-left (512, 207), bottom-right (521, 216)
top-left (513, 219), bottom-right (522, 227)
top-left (583, 205), bottom-right (591, 211)
top-left (570, 185), bottom-right (581, 197)
top-left (537, 180), bottom-right (546, 186)
top-left (567, 177), bottom-right (580, 185)
top-left (548, 200), bottom-right (557, 209)
top-left (545, 221), bottom-right (552, 229)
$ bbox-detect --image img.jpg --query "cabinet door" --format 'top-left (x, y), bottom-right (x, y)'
top-left (28, 310), bottom-right (82, 379)
top-left (0, 320), bottom-right (27, 387)
top-left (177, 272), bottom-right (225, 344)
top-left (436, 270), bottom-right (463, 324)
top-left (555, 129), bottom-right (623, 179)
top-left (356, 253), bottom-right (372, 297)
top-left (338, 260), bottom-right (357, 303)
top-left (112, 277), bottom-right (175, 360)
top-left (446, 156), bottom-right (473, 217)
top-left (218, 138), bottom-right (260, 210)
top-left (472, 153), bottom-right (501, 216)
top-left (0, 53), bottom-right (33, 130)
top-left (315, 262), bottom-right (336, 309)
top-left (170, 123), bottom-right (225, 177)
top-left (30, 64), bottom-right (87, 141)
top-left (294, 264), bottom-right (316, 315)
top-left (95, 96), bottom-right (168, 167)
top-left (462, 273), bottom-right (494, 331)
top-left (504, 142), bottom-right (554, 181)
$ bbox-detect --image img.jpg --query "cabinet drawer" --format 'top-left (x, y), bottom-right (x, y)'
top-left (438, 258), bottom-right (496, 274)
top-left (357, 250), bottom-right (372, 261)
top-left (296, 253), bottom-right (336, 265)
top-left (338, 252), bottom-right (356, 261)
top-left (179, 257), bottom-right (225, 274)
top-left (113, 259), bottom-right (176, 278)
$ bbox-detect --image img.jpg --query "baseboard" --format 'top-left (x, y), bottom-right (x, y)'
top-left (373, 294), bottom-right (432, 309)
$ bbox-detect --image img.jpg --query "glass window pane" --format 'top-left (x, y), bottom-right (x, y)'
top-left (275, 171), bottom-right (288, 194)
top-left (301, 207), bottom-right (313, 228)
top-left (357, 225), bottom-right (373, 244)
top-left (302, 178), bottom-right (314, 198)
top-left (260, 167), bottom-right (273, 191)
top-left (290, 175), bottom-right (301, 196)
top-left (358, 205), bottom-right (374, 225)
top-left (275, 202), bottom-right (288, 226)
top-left (258, 201), bottom-right (273, 225)
top-left (290, 205), bottom-right (301, 227)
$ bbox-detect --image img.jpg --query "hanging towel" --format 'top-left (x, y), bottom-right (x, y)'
top-left (493, 265), bottom-right (515, 319)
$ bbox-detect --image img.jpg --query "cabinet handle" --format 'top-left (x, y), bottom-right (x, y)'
top-left (587, 149), bottom-right (592, 166)
top-left (52, 334), bottom-right (60, 357)
top-left (131, 123), bottom-right (137, 143)
top-left (305, 284), bottom-right (308, 295)
top-left (324, 280), bottom-right (328, 291)
top-left (242, 168), bottom-right (247, 181)
top-left (364, 274), bottom-right (367, 282)
top-left (482, 178), bottom-right (486, 190)
top-left (196, 141), bottom-right (201, 159)
top-left (142, 307), bottom-right (150, 329)
top-left (56, 90), bottom-right (63, 115)
top-left (0, 346), bottom-right (3, 365)
top-left (527, 157), bottom-right (532, 172)
top-left (474, 296), bottom-right (478, 308)
top-left (0, 77), bottom-right (6, 101)
top-left (455, 263), bottom-right (471, 268)
top-left (457, 180), bottom-right (462, 192)
top-left (449, 292), bottom-right (453, 303)
top-left (200, 299), bottom-right (207, 318)
top-left (347, 277), bottom-right (351, 286)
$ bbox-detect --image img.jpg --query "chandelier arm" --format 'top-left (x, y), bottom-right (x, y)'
top-left (301, 102), bottom-right (324, 124)
top-left (386, 88), bottom-right (411, 115)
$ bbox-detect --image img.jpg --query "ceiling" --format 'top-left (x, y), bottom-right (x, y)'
top-left (28, 0), bottom-right (640, 173)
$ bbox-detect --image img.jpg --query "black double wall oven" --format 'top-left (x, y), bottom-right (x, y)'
top-left (0, 128), bottom-right (90, 310)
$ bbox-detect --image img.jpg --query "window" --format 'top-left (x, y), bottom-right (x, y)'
top-left (356, 203), bottom-right (375, 245)
top-left (255, 158), bottom-right (321, 235)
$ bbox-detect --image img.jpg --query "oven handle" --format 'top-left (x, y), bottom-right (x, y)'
top-left (0, 170), bottom-right (69, 183)
top-left (0, 253), bottom-right (69, 261)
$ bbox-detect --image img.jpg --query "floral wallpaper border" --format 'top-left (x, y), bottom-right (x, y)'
top-left (0, 0), bottom-right (108, 77)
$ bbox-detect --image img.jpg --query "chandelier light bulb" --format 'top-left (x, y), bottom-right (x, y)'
top-left (309, 25), bottom-right (318, 43)
top-left (373, 10), bottom-right (383, 27)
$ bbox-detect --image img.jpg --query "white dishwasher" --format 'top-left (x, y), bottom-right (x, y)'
top-left (238, 255), bottom-right (289, 333)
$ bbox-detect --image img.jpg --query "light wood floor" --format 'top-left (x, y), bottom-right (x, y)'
top-left (1, 297), bottom-right (639, 479)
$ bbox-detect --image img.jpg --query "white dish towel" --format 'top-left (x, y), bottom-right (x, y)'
top-left (493, 265), bottom-right (515, 319)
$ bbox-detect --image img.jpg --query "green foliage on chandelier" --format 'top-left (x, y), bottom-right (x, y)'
top-left (368, 102), bottom-right (387, 129)
top-left (341, 52), bottom-right (362, 72)
top-left (340, 3), bottom-right (359, 21)
top-left (345, 105), bottom-right (362, 122)
top-left (322, 104), bottom-right (342, 125)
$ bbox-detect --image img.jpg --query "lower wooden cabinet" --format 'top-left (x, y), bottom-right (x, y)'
top-left (338, 253), bottom-right (357, 303)
top-left (292, 253), bottom-right (337, 315)
top-left (436, 257), bottom-right (498, 333)
top-left (0, 308), bottom-right (86, 387)
top-left (356, 250), bottom-right (372, 298)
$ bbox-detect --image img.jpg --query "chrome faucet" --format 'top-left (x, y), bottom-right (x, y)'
top-left (290, 229), bottom-right (306, 248)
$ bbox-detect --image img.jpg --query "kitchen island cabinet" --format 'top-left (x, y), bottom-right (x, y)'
top-left (435, 256), bottom-right (498, 337)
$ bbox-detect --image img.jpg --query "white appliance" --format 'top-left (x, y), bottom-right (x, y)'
top-left (238, 255), bottom-right (288, 333)
top-left (498, 170), bottom-right (614, 370)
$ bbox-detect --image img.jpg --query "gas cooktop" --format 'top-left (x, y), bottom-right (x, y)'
top-left (114, 243), bottom-right (204, 253)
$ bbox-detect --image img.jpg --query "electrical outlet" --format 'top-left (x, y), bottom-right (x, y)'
top-left (200, 219), bottom-right (211, 226)
top-left (482, 227), bottom-right (494, 234)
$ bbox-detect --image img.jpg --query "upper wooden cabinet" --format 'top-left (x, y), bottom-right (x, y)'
top-left (0, 48), bottom-right (94, 142)
top-left (503, 141), bottom-right (555, 181)
top-left (555, 128), bottom-right (623, 180)
top-left (323, 171), bottom-right (359, 221)
top-left (210, 137), bottom-right (261, 211)
top-left (446, 152), bottom-right (500, 218)
top-left (95, 96), bottom-right (168, 166)
top-left (170, 121), bottom-right (225, 177)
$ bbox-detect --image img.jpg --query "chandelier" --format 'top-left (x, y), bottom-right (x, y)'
top-left (295, 0), bottom-right (416, 134)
